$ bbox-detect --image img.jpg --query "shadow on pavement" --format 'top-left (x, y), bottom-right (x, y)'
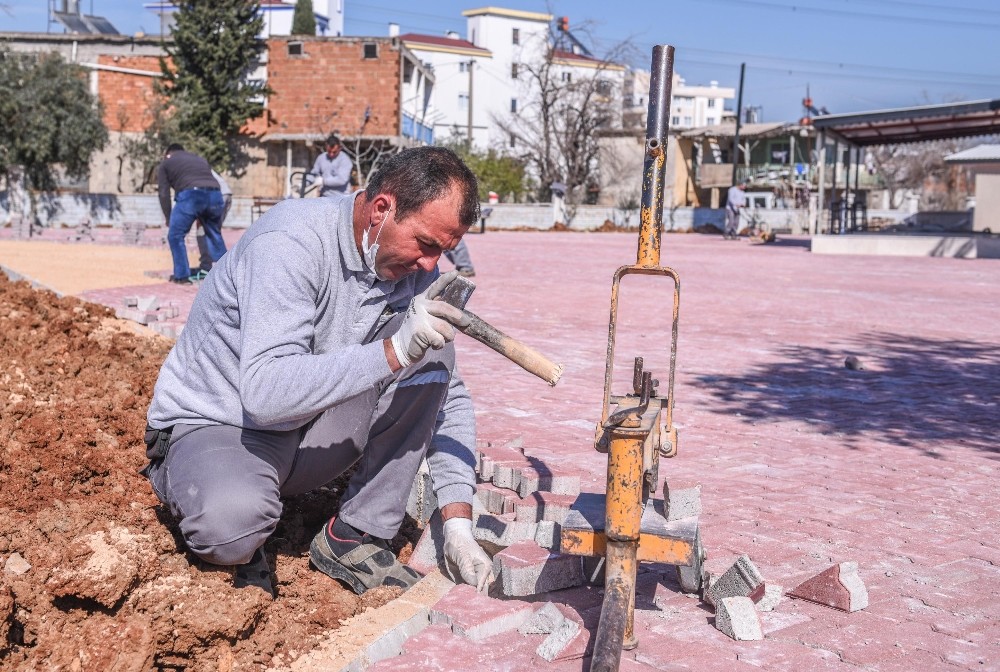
top-left (695, 333), bottom-right (1000, 457)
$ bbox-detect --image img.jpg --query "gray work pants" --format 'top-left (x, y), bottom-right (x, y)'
top-left (443, 239), bottom-right (474, 271)
top-left (146, 316), bottom-right (452, 566)
top-left (724, 208), bottom-right (740, 237)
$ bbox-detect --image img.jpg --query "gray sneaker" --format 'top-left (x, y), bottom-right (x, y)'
top-left (234, 548), bottom-right (275, 598)
top-left (309, 527), bottom-right (420, 595)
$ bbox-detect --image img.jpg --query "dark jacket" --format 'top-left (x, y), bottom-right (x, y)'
top-left (157, 150), bottom-right (220, 219)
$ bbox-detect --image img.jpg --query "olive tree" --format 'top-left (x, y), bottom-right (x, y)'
top-left (0, 49), bottom-right (108, 234)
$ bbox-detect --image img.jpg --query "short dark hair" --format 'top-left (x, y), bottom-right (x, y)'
top-left (166, 143), bottom-right (185, 153)
top-left (366, 147), bottom-right (480, 228)
top-left (325, 135), bottom-right (341, 148)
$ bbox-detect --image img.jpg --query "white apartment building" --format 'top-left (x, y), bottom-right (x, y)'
top-left (399, 29), bottom-right (493, 147)
top-left (625, 70), bottom-right (734, 130)
top-left (143, 0), bottom-right (344, 38)
top-left (403, 7), bottom-right (625, 152)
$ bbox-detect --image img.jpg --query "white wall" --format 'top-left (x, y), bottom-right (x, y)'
top-left (465, 9), bottom-right (551, 151)
top-left (404, 41), bottom-right (492, 147)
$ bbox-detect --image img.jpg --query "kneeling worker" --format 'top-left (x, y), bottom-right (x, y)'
top-left (142, 147), bottom-right (493, 597)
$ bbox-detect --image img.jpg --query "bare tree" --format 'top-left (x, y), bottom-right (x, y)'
top-left (494, 28), bottom-right (630, 223)
top-left (872, 139), bottom-right (983, 211)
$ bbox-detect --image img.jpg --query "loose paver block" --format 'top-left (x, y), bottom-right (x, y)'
top-left (537, 613), bottom-right (582, 662)
top-left (492, 539), bottom-right (585, 597)
top-left (476, 482), bottom-right (521, 515)
top-left (706, 554), bottom-right (765, 608)
top-left (407, 511), bottom-right (445, 577)
top-left (662, 482), bottom-right (702, 521)
top-left (715, 596), bottom-right (764, 641)
top-left (516, 466), bottom-right (581, 498)
top-left (135, 295), bottom-right (158, 312)
top-left (430, 583), bottom-right (534, 641)
top-left (788, 561), bottom-right (869, 612)
top-left (756, 583), bottom-right (784, 612)
top-left (514, 491), bottom-right (577, 524)
top-left (518, 601), bottom-right (565, 634)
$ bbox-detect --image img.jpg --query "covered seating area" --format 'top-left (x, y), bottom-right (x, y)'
top-left (810, 98), bottom-right (1000, 235)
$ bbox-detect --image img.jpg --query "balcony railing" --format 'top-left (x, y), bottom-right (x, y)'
top-left (734, 163), bottom-right (883, 189)
top-left (402, 113), bottom-right (434, 145)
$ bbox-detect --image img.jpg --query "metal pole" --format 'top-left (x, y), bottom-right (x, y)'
top-left (731, 62), bottom-right (746, 188)
top-left (636, 45), bottom-right (674, 267)
top-left (466, 59), bottom-right (474, 146)
top-left (853, 146), bottom-right (861, 230)
top-left (816, 130), bottom-right (826, 234)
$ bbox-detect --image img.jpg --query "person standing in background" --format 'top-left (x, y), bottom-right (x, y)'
top-left (309, 135), bottom-right (353, 197)
top-left (157, 144), bottom-right (227, 284)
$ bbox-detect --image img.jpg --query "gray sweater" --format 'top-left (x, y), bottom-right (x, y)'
top-left (147, 193), bottom-right (476, 507)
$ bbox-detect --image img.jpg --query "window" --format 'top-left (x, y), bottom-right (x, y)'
top-left (708, 99), bottom-right (716, 108)
top-left (458, 93), bottom-right (468, 111)
top-left (561, 71), bottom-right (571, 82)
top-left (511, 98), bottom-right (518, 113)
top-left (512, 28), bottom-right (520, 44)
top-left (509, 134), bottom-right (516, 148)
top-left (708, 117), bottom-right (718, 125)
top-left (511, 63), bottom-right (518, 78)
top-left (287, 41), bottom-right (304, 56)
top-left (459, 62), bottom-right (468, 73)
top-left (683, 116), bottom-right (692, 126)
top-left (596, 79), bottom-right (612, 96)
top-left (671, 116), bottom-right (680, 125)
top-left (363, 42), bottom-right (378, 59)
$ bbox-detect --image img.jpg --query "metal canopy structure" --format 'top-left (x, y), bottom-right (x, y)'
top-left (809, 98), bottom-right (1000, 234)
top-left (812, 99), bottom-right (1000, 147)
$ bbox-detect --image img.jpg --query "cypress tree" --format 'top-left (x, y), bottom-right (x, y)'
top-left (291, 0), bottom-right (316, 36)
top-left (159, 0), bottom-right (272, 169)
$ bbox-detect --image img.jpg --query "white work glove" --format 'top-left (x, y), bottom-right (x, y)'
top-left (443, 517), bottom-right (495, 593)
top-left (389, 270), bottom-right (470, 368)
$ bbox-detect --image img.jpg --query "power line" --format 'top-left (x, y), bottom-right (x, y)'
top-left (693, 0), bottom-right (1000, 29)
top-left (675, 57), bottom-right (1000, 88)
top-left (835, 0), bottom-right (1000, 17)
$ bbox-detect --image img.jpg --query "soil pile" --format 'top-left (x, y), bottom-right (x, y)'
top-left (0, 274), bottom-right (416, 670)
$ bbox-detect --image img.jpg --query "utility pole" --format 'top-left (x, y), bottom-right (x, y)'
top-left (731, 62), bottom-right (746, 187)
top-left (466, 59), bottom-right (475, 147)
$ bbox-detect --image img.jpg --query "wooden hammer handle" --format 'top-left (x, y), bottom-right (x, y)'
top-left (460, 309), bottom-right (564, 386)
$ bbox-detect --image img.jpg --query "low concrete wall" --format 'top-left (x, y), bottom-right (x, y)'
top-left (812, 233), bottom-right (1000, 259)
top-left (0, 192), bottom-right (261, 229)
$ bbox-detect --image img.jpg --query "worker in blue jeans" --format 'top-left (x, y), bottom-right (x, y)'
top-left (157, 144), bottom-right (227, 284)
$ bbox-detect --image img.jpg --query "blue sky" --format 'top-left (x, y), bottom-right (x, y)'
top-left (4, 0), bottom-right (998, 122)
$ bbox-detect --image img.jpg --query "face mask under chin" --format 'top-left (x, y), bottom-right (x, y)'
top-left (362, 210), bottom-right (389, 281)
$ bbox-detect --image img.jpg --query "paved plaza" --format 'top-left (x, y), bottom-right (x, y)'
top-left (2, 229), bottom-right (998, 670)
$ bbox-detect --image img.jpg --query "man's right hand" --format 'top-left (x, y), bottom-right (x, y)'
top-left (389, 270), bottom-right (471, 369)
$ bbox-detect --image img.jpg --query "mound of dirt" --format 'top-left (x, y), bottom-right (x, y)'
top-left (0, 274), bottom-right (419, 670)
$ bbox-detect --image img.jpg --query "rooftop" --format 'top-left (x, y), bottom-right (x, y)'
top-left (944, 143), bottom-right (1000, 164)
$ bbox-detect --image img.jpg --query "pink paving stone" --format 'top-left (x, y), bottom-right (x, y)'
top-left (515, 465), bottom-right (581, 498)
top-left (493, 539), bottom-right (585, 597)
top-left (513, 491), bottom-right (578, 524)
top-left (16, 229), bottom-right (1000, 670)
top-left (429, 583), bottom-right (535, 642)
top-left (787, 561), bottom-right (869, 612)
top-left (475, 482), bottom-right (521, 515)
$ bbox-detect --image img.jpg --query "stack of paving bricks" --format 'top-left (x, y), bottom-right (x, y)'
top-left (11, 214), bottom-right (39, 239)
top-left (115, 295), bottom-right (183, 338)
top-left (408, 440), bottom-right (585, 598)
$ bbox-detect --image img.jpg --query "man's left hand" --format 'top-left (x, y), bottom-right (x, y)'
top-left (443, 517), bottom-right (494, 592)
